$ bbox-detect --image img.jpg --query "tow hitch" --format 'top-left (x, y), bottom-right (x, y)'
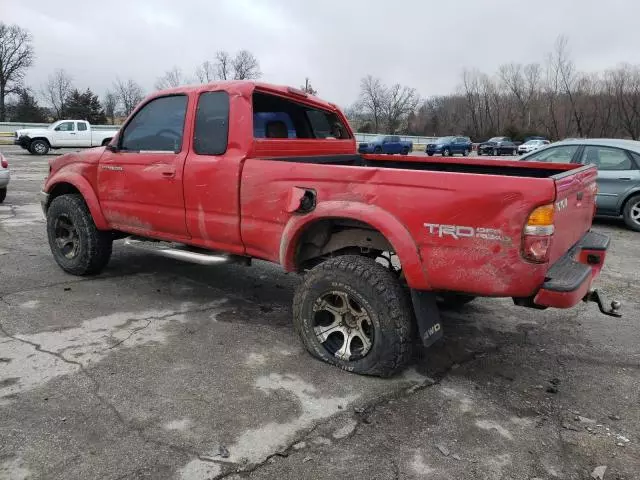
top-left (583, 289), bottom-right (622, 318)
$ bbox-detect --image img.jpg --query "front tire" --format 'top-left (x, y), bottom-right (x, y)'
top-left (293, 255), bottom-right (414, 377)
top-left (46, 194), bottom-right (113, 275)
top-left (623, 194), bottom-right (640, 232)
top-left (0, 188), bottom-right (6, 203)
top-left (30, 139), bottom-right (50, 155)
top-left (442, 148), bottom-right (451, 157)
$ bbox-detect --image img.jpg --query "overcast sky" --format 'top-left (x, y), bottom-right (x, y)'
top-left (3, 0), bottom-right (640, 107)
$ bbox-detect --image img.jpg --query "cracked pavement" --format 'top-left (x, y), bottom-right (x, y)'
top-left (1, 145), bottom-right (639, 480)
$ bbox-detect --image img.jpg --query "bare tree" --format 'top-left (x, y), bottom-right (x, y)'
top-left (231, 50), bottom-right (261, 80)
top-left (154, 66), bottom-right (186, 90)
top-left (113, 78), bottom-right (145, 116)
top-left (102, 90), bottom-right (118, 124)
top-left (42, 69), bottom-right (74, 119)
top-left (356, 75), bottom-right (387, 133)
top-left (215, 51), bottom-right (232, 80)
top-left (195, 60), bottom-right (216, 83)
top-left (382, 84), bottom-right (419, 133)
top-left (0, 23), bottom-right (35, 121)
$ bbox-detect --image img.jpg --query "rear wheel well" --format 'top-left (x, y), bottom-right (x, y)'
top-left (620, 191), bottom-right (640, 215)
top-left (294, 218), bottom-right (397, 271)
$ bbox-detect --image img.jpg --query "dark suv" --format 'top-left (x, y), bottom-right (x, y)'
top-left (425, 136), bottom-right (472, 156)
top-left (477, 137), bottom-right (517, 156)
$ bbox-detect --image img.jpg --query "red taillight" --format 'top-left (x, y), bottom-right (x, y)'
top-left (0, 157), bottom-right (7, 169)
top-left (522, 204), bottom-right (555, 263)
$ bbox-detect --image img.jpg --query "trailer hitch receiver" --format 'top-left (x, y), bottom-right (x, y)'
top-left (583, 289), bottom-right (622, 318)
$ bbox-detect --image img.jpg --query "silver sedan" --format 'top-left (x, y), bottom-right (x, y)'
top-left (521, 139), bottom-right (640, 231)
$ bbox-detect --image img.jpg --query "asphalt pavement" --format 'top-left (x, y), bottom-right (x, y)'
top-left (0, 145), bottom-right (638, 480)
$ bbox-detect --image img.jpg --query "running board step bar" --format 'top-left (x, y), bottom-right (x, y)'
top-left (124, 237), bottom-right (249, 266)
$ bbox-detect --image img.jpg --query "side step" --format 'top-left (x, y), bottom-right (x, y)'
top-left (124, 237), bottom-right (247, 266)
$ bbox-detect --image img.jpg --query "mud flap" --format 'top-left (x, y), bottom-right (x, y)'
top-left (410, 290), bottom-right (443, 347)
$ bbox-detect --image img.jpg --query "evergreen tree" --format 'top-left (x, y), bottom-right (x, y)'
top-left (6, 88), bottom-right (47, 122)
top-left (64, 88), bottom-right (107, 124)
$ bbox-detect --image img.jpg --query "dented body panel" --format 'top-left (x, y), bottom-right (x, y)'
top-left (42, 80), bottom-right (607, 309)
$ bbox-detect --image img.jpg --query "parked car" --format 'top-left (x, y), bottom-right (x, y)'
top-left (15, 120), bottom-right (119, 155)
top-left (40, 81), bottom-right (618, 376)
top-left (521, 138), bottom-right (640, 231)
top-left (358, 135), bottom-right (412, 155)
top-left (517, 139), bottom-right (550, 155)
top-left (477, 137), bottom-right (517, 156)
top-left (523, 136), bottom-right (549, 143)
top-left (425, 136), bottom-right (472, 156)
top-left (0, 152), bottom-right (9, 203)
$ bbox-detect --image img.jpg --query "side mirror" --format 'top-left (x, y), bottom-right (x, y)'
top-left (105, 143), bottom-right (118, 153)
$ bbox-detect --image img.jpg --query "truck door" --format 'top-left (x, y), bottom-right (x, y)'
top-left (97, 94), bottom-right (190, 239)
top-left (75, 121), bottom-right (91, 147)
top-left (52, 121), bottom-right (77, 147)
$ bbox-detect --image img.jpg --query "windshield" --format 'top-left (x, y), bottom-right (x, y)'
top-left (436, 136), bottom-right (454, 144)
top-left (48, 122), bottom-right (59, 130)
top-left (525, 140), bottom-right (543, 145)
top-left (488, 137), bottom-right (504, 142)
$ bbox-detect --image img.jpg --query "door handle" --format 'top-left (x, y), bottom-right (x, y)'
top-left (69, 132), bottom-right (77, 135)
top-left (618, 177), bottom-right (632, 180)
top-left (161, 168), bottom-right (176, 177)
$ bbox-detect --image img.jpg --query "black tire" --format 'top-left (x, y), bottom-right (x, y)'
top-left (477, 150), bottom-right (482, 156)
top-left (293, 255), bottom-right (414, 377)
top-left (462, 149), bottom-right (468, 156)
top-left (622, 194), bottom-right (640, 232)
top-left (46, 194), bottom-right (113, 275)
top-left (401, 147), bottom-right (409, 155)
top-left (427, 152), bottom-right (434, 156)
top-left (374, 147), bottom-right (382, 154)
top-left (443, 147), bottom-right (451, 157)
top-left (437, 293), bottom-right (476, 309)
top-left (30, 139), bottom-right (50, 155)
top-left (493, 148), bottom-right (499, 156)
top-left (0, 188), bottom-right (6, 203)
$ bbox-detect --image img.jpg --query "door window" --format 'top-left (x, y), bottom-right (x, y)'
top-left (525, 145), bottom-right (579, 163)
top-left (55, 121), bottom-right (75, 132)
top-left (120, 95), bottom-right (188, 152)
top-left (579, 146), bottom-right (633, 170)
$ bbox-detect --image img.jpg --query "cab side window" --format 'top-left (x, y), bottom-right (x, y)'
top-left (77, 122), bottom-right (88, 131)
top-left (193, 91), bottom-right (230, 155)
top-left (121, 95), bottom-right (188, 153)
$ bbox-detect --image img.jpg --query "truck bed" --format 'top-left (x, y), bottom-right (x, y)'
top-left (260, 153), bottom-right (578, 178)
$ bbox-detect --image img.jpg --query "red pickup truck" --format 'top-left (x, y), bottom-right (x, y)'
top-left (40, 81), bottom-right (620, 376)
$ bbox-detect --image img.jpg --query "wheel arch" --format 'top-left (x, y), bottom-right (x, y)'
top-left (280, 201), bottom-right (431, 290)
top-left (618, 188), bottom-right (640, 215)
top-left (44, 175), bottom-right (109, 230)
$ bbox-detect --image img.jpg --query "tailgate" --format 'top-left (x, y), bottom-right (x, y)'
top-left (549, 165), bottom-right (598, 263)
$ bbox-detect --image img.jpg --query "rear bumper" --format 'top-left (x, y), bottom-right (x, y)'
top-left (533, 231), bottom-right (609, 309)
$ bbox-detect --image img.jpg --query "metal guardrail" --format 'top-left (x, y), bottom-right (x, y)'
top-left (0, 122), bottom-right (438, 146)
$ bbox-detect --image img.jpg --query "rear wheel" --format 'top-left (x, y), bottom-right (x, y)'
top-left (30, 139), bottom-right (50, 155)
top-left (493, 148), bottom-right (499, 156)
top-left (46, 194), bottom-right (113, 275)
top-left (0, 188), bottom-right (6, 203)
top-left (401, 147), bottom-right (409, 155)
top-left (442, 147), bottom-right (451, 157)
top-left (462, 149), bottom-right (469, 156)
top-left (623, 194), bottom-right (640, 232)
top-left (293, 255), bottom-right (414, 377)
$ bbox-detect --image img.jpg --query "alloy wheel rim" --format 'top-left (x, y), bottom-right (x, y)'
top-left (312, 291), bottom-right (374, 361)
top-left (54, 214), bottom-right (80, 259)
top-left (631, 201), bottom-right (640, 225)
top-left (35, 143), bottom-right (46, 154)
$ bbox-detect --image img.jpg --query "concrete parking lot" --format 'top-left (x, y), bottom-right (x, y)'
top-left (1, 145), bottom-right (638, 480)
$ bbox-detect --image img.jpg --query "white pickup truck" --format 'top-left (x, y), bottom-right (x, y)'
top-left (14, 120), bottom-right (118, 155)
